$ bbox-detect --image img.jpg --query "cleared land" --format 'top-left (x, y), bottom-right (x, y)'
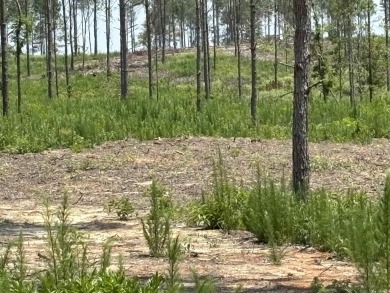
top-left (2, 137), bottom-right (389, 291)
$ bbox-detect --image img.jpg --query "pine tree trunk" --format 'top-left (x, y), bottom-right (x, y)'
top-left (52, 2), bottom-right (59, 97)
top-left (250, 0), bottom-right (257, 125)
top-left (196, 0), bottom-right (201, 111)
top-left (201, 0), bottom-right (209, 99)
top-left (68, 0), bottom-right (74, 70)
top-left (145, 0), bottom-right (153, 98)
top-left (0, 0), bottom-right (7, 115)
top-left (105, 0), bottom-right (111, 77)
top-left (46, 0), bottom-right (53, 99)
top-left (93, 0), bottom-right (97, 55)
top-left (15, 0), bottom-right (22, 112)
top-left (161, 0), bottom-right (166, 63)
top-left (273, 1), bottom-right (278, 88)
top-left (73, 0), bottom-right (78, 55)
top-left (385, 0), bottom-right (390, 91)
top-left (119, 0), bottom-right (128, 98)
top-left (292, 0), bottom-right (311, 197)
top-left (347, 18), bottom-right (355, 114)
top-left (235, 0), bottom-right (241, 98)
top-left (212, 0), bottom-right (216, 70)
top-left (25, 0), bottom-right (30, 76)
top-left (367, 3), bottom-right (373, 102)
top-left (61, 0), bottom-right (70, 96)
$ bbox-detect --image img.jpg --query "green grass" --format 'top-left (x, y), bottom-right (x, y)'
top-left (1, 50), bottom-right (390, 153)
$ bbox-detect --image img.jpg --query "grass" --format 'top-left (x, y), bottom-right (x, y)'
top-left (1, 49), bottom-right (390, 153)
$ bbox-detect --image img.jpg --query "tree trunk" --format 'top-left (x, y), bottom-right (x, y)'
top-left (93, 0), bottom-right (97, 55)
top-left (201, 0), bottom-right (210, 99)
top-left (25, 0), bottom-right (30, 76)
top-left (161, 0), bottom-right (166, 63)
top-left (119, 0), bottom-right (128, 98)
top-left (212, 0), bottom-right (216, 70)
top-left (273, 1), bottom-right (278, 88)
top-left (155, 29), bottom-right (159, 100)
top-left (68, 0), bottom-right (74, 70)
top-left (196, 0), bottom-right (201, 111)
top-left (235, 0), bottom-right (241, 98)
top-left (385, 0), bottom-right (389, 91)
top-left (367, 2), bottom-right (373, 102)
top-left (0, 0), bottom-right (7, 115)
top-left (292, 0), bottom-right (311, 197)
top-left (73, 0), bottom-right (78, 55)
top-left (347, 18), bottom-right (356, 114)
top-left (46, 0), bottom-right (53, 99)
top-left (15, 0), bottom-right (22, 112)
top-left (61, 0), bottom-right (70, 96)
top-left (105, 0), bottom-right (111, 77)
top-left (145, 0), bottom-right (153, 98)
top-left (81, 5), bottom-right (87, 70)
top-left (250, 0), bottom-right (257, 124)
top-left (53, 2), bottom-right (59, 97)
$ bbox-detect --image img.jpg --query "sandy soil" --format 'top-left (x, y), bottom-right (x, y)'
top-left (2, 137), bottom-right (389, 292)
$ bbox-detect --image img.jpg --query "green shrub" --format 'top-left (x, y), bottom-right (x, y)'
top-left (185, 151), bottom-right (247, 232)
top-left (105, 197), bottom-right (134, 220)
top-left (141, 180), bottom-right (173, 257)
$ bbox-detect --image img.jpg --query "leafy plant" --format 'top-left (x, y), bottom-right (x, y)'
top-left (185, 151), bottom-right (247, 232)
top-left (105, 197), bottom-right (134, 220)
top-left (141, 180), bottom-right (173, 257)
top-left (192, 271), bottom-right (217, 293)
top-left (165, 235), bottom-right (184, 293)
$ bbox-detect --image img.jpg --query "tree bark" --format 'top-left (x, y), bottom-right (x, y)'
top-left (367, 2), bottom-right (373, 102)
top-left (235, 0), bottom-right (241, 98)
top-left (0, 0), bottom-right (6, 115)
top-left (46, 0), bottom-right (53, 99)
top-left (292, 0), bottom-right (311, 197)
top-left (273, 1), bottom-right (278, 88)
top-left (61, 0), bottom-right (70, 96)
top-left (93, 0), bottom-right (97, 55)
top-left (68, 0), bottom-right (74, 70)
top-left (105, 0), bottom-right (111, 77)
top-left (119, 0), bottom-right (128, 98)
top-left (73, 0), bottom-right (78, 55)
top-left (201, 0), bottom-right (210, 99)
top-left (25, 0), bottom-right (30, 76)
top-left (145, 0), bottom-right (153, 98)
top-left (15, 0), bottom-right (22, 112)
top-left (385, 0), bottom-right (390, 91)
top-left (250, 0), bottom-right (257, 124)
top-left (196, 0), bottom-right (201, 111)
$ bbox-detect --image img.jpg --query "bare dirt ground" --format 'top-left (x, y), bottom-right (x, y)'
top-left (1, 137), bottom-right (390, 292)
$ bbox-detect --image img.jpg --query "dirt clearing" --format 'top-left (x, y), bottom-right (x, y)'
top-left (1, 137), bottom-right (389, 292)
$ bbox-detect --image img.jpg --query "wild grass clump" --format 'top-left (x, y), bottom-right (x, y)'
top-left (142, 180), bottom-right (173, 257)
top-left (185, 151), bottom-right (247, 232)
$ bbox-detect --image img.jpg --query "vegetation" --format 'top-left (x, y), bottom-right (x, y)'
top-left (1, 52), bottom-right (390, 154)
top-left (1, 0), bottom-right (390, 290)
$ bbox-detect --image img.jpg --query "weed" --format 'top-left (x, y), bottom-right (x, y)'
top-left (165, 235), bottom-right (184, 293)
top-left (185, 151), bottom-right (247, 232)
top-left (192, 271), bottom-right (217, 293)
top-left (105, 197), bottom-right (134, 220)
top-left (141, 180), bottom-right (173, 257)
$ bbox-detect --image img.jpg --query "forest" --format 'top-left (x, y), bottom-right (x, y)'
top-left (1, 0), bottom-right (390, 292)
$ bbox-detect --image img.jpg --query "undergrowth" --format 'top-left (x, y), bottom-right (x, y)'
top-left (184, 156), bottom-right (390, 290)
top-left (1, 52), bottom-right (390, 153)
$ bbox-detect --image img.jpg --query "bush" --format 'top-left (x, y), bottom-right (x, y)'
top-left (185, 151), bottom-right (247, 232)
top-left (142, 180), bottom-right (173, 257)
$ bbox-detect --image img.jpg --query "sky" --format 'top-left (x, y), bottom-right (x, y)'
top-left (80, 0), bottom-right (384, 54)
